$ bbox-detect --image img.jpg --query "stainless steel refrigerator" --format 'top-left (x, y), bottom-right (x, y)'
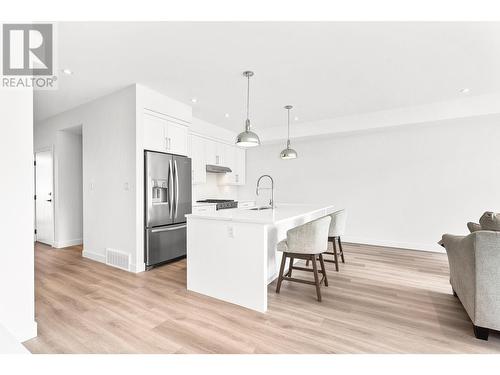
top-left (144, 151), bottom-right (192, 268)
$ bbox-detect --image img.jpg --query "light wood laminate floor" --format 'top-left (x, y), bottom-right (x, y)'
top-left (24, 242), bottom-right (500, 353)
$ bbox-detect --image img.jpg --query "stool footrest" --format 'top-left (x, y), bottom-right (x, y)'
top-left (290, 265), bottom-right (325, 274)
top-left (281, 276), bottom-right (317, 286)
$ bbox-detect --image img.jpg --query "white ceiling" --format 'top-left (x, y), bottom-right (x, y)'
top-left (35, 22), bottom-right (500, 133)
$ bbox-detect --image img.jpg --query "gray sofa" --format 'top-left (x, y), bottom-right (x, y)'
top-left (440, 212), bottom-right (500, 340)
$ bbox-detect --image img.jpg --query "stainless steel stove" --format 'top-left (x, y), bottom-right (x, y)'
top-left (196, 199), bottom-right (238, 210)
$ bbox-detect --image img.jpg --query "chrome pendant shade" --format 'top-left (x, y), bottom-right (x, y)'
top-left (280, 105), bottom-right (298, 159)
top-left (236, 71), bottom-right (260, 148)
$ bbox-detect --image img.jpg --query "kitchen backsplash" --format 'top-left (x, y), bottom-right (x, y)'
top-left (192, 173), bottom-right (239, 202)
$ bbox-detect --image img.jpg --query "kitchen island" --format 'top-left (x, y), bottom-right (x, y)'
top-left (186, 203), bottom-right (338, 312)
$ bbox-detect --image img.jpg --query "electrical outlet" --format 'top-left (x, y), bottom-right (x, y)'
top-left (227, 226), bottom-right (234, 238)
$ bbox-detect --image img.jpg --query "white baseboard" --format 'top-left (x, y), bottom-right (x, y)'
top-left (54, 238), bottom-right (83, 249)
top-left (83, 249), bottom-right (146, 273)
top-left (82, 249), bottom-right (105, 263)
top-left (343, 236), bottom-right (445, 254)
top-left (131, 263), bottom-right (146, 273)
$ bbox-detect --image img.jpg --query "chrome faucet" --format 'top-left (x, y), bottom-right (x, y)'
top-left (256, 175), bottom-right (274, 208)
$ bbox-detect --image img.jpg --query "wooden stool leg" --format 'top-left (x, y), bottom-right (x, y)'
top-left (332, 238), bottom-right (339, 272)
top-left (319, 253), bottom-right (328, 287)
top-left (311, 254), bottom-right (322, 302)
top-left (287, 257), bottom-right (294, 277)
top-left (338, 237), bottom-right (345, 263)
top-left (276, 253), bottom-right (287, 293)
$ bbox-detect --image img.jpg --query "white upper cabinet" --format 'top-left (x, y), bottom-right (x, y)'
top-left (234, 147), bottom-right (246, 185)
top-left (143, 112), bottom-right (188, 156)
top-left (190, 134), bottom-right (207, 185)
top-left (165, 120), bottom-right (188, 156)
top-left (189, 133), bottom-right (246, 186)
top-left (143, 113), bottom-right (167, 152)
top-left (224, 146), bottom-right (245, 185)
top-left (204, 139), bottom-right (217, 165)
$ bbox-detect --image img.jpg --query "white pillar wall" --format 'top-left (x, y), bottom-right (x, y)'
top-left (0, 89), bottom-right (37, 342)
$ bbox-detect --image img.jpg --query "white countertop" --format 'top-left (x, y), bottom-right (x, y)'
top-left (186, 203), bottom-right (337, 225)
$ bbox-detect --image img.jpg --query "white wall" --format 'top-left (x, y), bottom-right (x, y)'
top-left (54, 129), bottom-right (83, 248)
top-left (35, 85), bottom-right (139, 271)
top-left (241, 114), bottom-right (500, 252)
top-left (0, 89), bottom-right (37, 342)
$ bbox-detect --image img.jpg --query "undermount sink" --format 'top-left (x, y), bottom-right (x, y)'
top-left (249, 206), bottom-right (273, 211)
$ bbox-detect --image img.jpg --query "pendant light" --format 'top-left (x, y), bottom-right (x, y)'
top-left (236, 71), bottom-right (261, 147)
top-left (280, 105), bottom-right (298, 159)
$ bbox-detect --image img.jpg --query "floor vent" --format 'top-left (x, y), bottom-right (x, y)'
top-left (105, 248), bottom-right (130, 271)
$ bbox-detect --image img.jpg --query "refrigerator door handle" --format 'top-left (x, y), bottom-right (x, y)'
top-left (174, 159), bottom-right (179, 219)
top-left (151, 223), bottom-right (186, 233)
top-left (146, 176), bottom-right (153, 224)
top-left (168, 159), bottom-right (174, 219)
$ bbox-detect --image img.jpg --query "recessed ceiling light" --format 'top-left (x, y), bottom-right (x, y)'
top-left (191, 98), bottom-right (198, 103)
top-left (224, 113), bottom-right (230, 118)
top-left (294, 116), bottom-right (299, 121)
top-left (460, 88), bottom-right (470, 94)
top-left (62, 68), bottom-right (73, 75)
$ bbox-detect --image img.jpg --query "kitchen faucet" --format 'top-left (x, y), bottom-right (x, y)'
top-left (256, 175), bottom-right (274, 208)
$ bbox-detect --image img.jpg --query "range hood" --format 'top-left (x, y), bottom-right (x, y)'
top-left (206, 164), bottom-right (232, 174)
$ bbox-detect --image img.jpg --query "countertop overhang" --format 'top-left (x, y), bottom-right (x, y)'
top-left (186, 203), bottom-right (337, 225)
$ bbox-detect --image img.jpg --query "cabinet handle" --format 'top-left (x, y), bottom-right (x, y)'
top-left (165, 136), bottom-right (169, 150)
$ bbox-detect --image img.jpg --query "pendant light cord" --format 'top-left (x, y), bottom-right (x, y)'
top-left (246, 74), bottom-right (250, 121)
top-left (287, 107), bottom-right (290, 142)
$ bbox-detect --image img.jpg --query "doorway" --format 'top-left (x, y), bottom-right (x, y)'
top-left (35, 149), bottom-right (54, 246)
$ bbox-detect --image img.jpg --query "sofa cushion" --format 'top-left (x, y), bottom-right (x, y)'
top-left (479, 212), bottom-right (500, 231)
top-left (467, 222), bottom-right (482, 233)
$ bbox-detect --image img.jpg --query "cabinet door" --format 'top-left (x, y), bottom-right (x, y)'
top-left (204, 139), bottom-right (217, 165)
top-left (190, 135), bottom-right (206, 184)
top-left (224, 145), bottom-right (237, 183)
top-left (165, 121), bottom-right (188, 156)
top-left (235, 147), bottom-right (246, 185)
top-left (216, 142), bottom-right (228, 166)
top-left (223, 144), bottom-right (235, 170)
top-left (143, 113), bottom-right (167, 152)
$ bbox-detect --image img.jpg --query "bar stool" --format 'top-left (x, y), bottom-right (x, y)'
top-left (307, 209), bottom-right (347, 271)
top-left (275, 216), bottom-right (331, 302)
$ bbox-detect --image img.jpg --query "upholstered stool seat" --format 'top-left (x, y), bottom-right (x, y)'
top-left (307, 209), bottom-right (347, 271)
top-left (275, 216), bottom-right (331, 301)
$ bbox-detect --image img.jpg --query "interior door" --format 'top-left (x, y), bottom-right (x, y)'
top-left (35, 150), bottom-right (54, 245)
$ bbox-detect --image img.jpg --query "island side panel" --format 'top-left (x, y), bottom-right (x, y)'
top-left (187, 217), bottom-right (268, 313)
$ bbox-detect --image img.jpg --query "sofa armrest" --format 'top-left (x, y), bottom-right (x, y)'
top-left (441, 233), bottom-right (476, 320)
top-left (472, 231), bottom-right (500, 330)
